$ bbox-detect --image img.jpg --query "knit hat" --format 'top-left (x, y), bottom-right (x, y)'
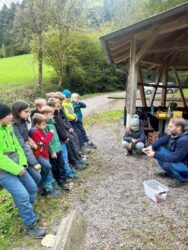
top-left (0, 102), bottom-right (11, 120)
top-left (11, 100), bottom-right (29, 121)
top-left (62, 89), bottom-right (72, 98)
top-left (130, 114), bottom-right (140, 126)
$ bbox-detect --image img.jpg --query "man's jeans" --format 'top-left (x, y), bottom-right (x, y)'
top-left (0, 170), bottom-right (38, 226)
top-left (156, 146), bottom-right (188, 182)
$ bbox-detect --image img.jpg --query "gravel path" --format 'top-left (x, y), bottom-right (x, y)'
top-left (70, 121), bottom-right (188, 250)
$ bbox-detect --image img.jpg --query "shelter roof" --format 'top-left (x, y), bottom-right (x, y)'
top-left (100, 3), bottom-right (188, 69)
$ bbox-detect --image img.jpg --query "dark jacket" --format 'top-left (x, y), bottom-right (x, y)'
top-left (59, 108), bottom-right (74, 131)
top-left (123, 126), bottom-right (145, 143)
top-left (152, 131), bottom-right (188, 163)
top-left (70, 101), bottom-right (86, 122)
top-left (12, 120), bottom-right (38, 167)
top-left (54, 110), bottom-right (68, 143)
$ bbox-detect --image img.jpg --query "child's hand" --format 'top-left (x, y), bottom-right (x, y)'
top-left (131, 139), bottom-right (137, 143)
top-left (69, 128), bottom-right (74, 133)
top-left (34, 164), bottom-right (41, 171)
top-left (19, 167), bottom-right (26, 176)
top-left (65, 138), bottom-right (69, 143)
top-left (50, 129), bottom-right (54, 134)
top-left (51, 153), bottom-right (57, 158)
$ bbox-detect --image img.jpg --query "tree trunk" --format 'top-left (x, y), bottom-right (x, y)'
top-left (38, 34), bottom-right (43, 88)
top-left (58, 61), bottom-right (63, 89)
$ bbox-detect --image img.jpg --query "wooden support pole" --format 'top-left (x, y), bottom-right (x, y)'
top-left (138, 65), bottom-right (147, 107)
top-left (126, 39), bottom-right (138, 126)
top-left (161, 64), bottom-right (168, 107)
top-left (172, 67), bottom-right (187, 108)
top-left (150, 67), bottom-right (163, 106)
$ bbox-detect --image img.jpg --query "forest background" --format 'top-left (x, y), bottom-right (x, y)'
top-left (0, 0), bottom-right (187, 98)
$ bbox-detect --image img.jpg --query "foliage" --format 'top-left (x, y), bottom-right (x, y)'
top-left (43, 31), bottom-right (126, 93)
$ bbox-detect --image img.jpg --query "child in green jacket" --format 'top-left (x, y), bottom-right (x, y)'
top-left (41, 105), bottom-right (69, 190)
top-left (0, 102), bottom-right (45, 238)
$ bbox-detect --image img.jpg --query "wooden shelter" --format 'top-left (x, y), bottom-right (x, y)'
top-left (100, 3), bottom-right (188, 125)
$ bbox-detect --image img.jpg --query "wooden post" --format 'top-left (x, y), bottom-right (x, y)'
top-left (138, 65), bottom-right (147, 107)
top-left (172, 67), bottom-right (187, 108)
top-left (150, 66), bottom-right (163, 106)
top-left (126, 39), bottom-right (138, 126)
top-left (161, 64), bottom-right (168, 107)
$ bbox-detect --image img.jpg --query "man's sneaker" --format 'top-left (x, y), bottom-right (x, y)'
top-left (26, 222), bottom-right (46, 238)
top-left (46, 190), bottom-right (60, 199)
top-left (154, 172), bottom-right (170, 178)
top-left (60, 183), bottom-right (70, 190)
top-left (169, 180), bottom-right (187, 188)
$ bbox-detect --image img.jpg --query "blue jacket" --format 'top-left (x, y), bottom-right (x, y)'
top-left (123, 126), bottom-right (145, 143)
top-left (152, 131), bottom-right (188, 163)
top-left (71, 101), bottom-right (86, 122)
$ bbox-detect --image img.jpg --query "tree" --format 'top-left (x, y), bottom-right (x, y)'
top-left (13, 0), bottom-right (51, 87)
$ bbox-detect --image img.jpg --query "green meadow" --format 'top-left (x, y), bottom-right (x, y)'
top-left (0, 54), bottom-right (53, 88)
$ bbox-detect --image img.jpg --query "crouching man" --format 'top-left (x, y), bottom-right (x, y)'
top-left (143, 118), bottom-right (188, 187)
top-left (0, 103), bottom-right (46, 238)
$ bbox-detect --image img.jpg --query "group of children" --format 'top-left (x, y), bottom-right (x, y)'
top-left (0, 90), bottom-right (96, 238)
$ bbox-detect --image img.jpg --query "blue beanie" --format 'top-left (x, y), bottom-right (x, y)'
top-left (62, 89), bottom-right (72, 98)
top-left (130, 114), bottom-right (139, 126)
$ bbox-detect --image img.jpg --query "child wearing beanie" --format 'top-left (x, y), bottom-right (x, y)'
top-left (0, 102), bottom-right (45, 238)
top-left (122, 114), bottom-right (146, 155)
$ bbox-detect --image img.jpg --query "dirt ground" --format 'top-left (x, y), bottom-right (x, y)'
top-left (69, 121), bottom-right (188, 250)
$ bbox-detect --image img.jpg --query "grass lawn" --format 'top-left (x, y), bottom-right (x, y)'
top-left (0, 54), bottom-right (53, 88)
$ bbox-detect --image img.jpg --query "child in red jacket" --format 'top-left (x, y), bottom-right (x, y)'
top-left (31, 113), bottom-right (59, 198)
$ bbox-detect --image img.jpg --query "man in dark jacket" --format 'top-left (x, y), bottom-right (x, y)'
top-left (143, 118), bottom-right (188, 187)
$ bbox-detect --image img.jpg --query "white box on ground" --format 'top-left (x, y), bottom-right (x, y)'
top-left (143, 180), bottom-right (169, 203)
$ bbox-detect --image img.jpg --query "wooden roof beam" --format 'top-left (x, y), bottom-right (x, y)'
top-left (135, 35), bottom-right (158, 64)
top-left (134, 14), bottom-right (188, 40)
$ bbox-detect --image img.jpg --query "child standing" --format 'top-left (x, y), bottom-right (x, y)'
top-left (71, 93), bottom-right (97, 149)
top-left (0, 103), bottom-right (45, 238)
top-left (48, 98), bottom-right (79, 177)
top-left (31, 113), bottom-right (60, 198)
top-left (41, 106), bottom-right (69, 190)
top-left (62, 90), bottom-right (84, 150)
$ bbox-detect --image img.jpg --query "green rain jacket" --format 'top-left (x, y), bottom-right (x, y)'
top-left (45, 119), bottom-right (62, 154)
top-left (0, 124), bottom-right (27, 176)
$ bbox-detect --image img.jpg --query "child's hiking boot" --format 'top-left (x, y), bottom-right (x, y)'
top-left (86, 141), bottom-right (97, 149)
top-left (66, 171), bottom-right (78, 179)
top-left (60, 183), bottom-right (70, 190)
top-left (73, 162), bottom-right (87, 170)
top-left (79, 157), bottom-right (88, 165)
top-left (26, 222), bottom-right (46, 238)
top-left (125, 150), bottom-right (132, 156)
top-left (46, 190), bottom-right (61, 199)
